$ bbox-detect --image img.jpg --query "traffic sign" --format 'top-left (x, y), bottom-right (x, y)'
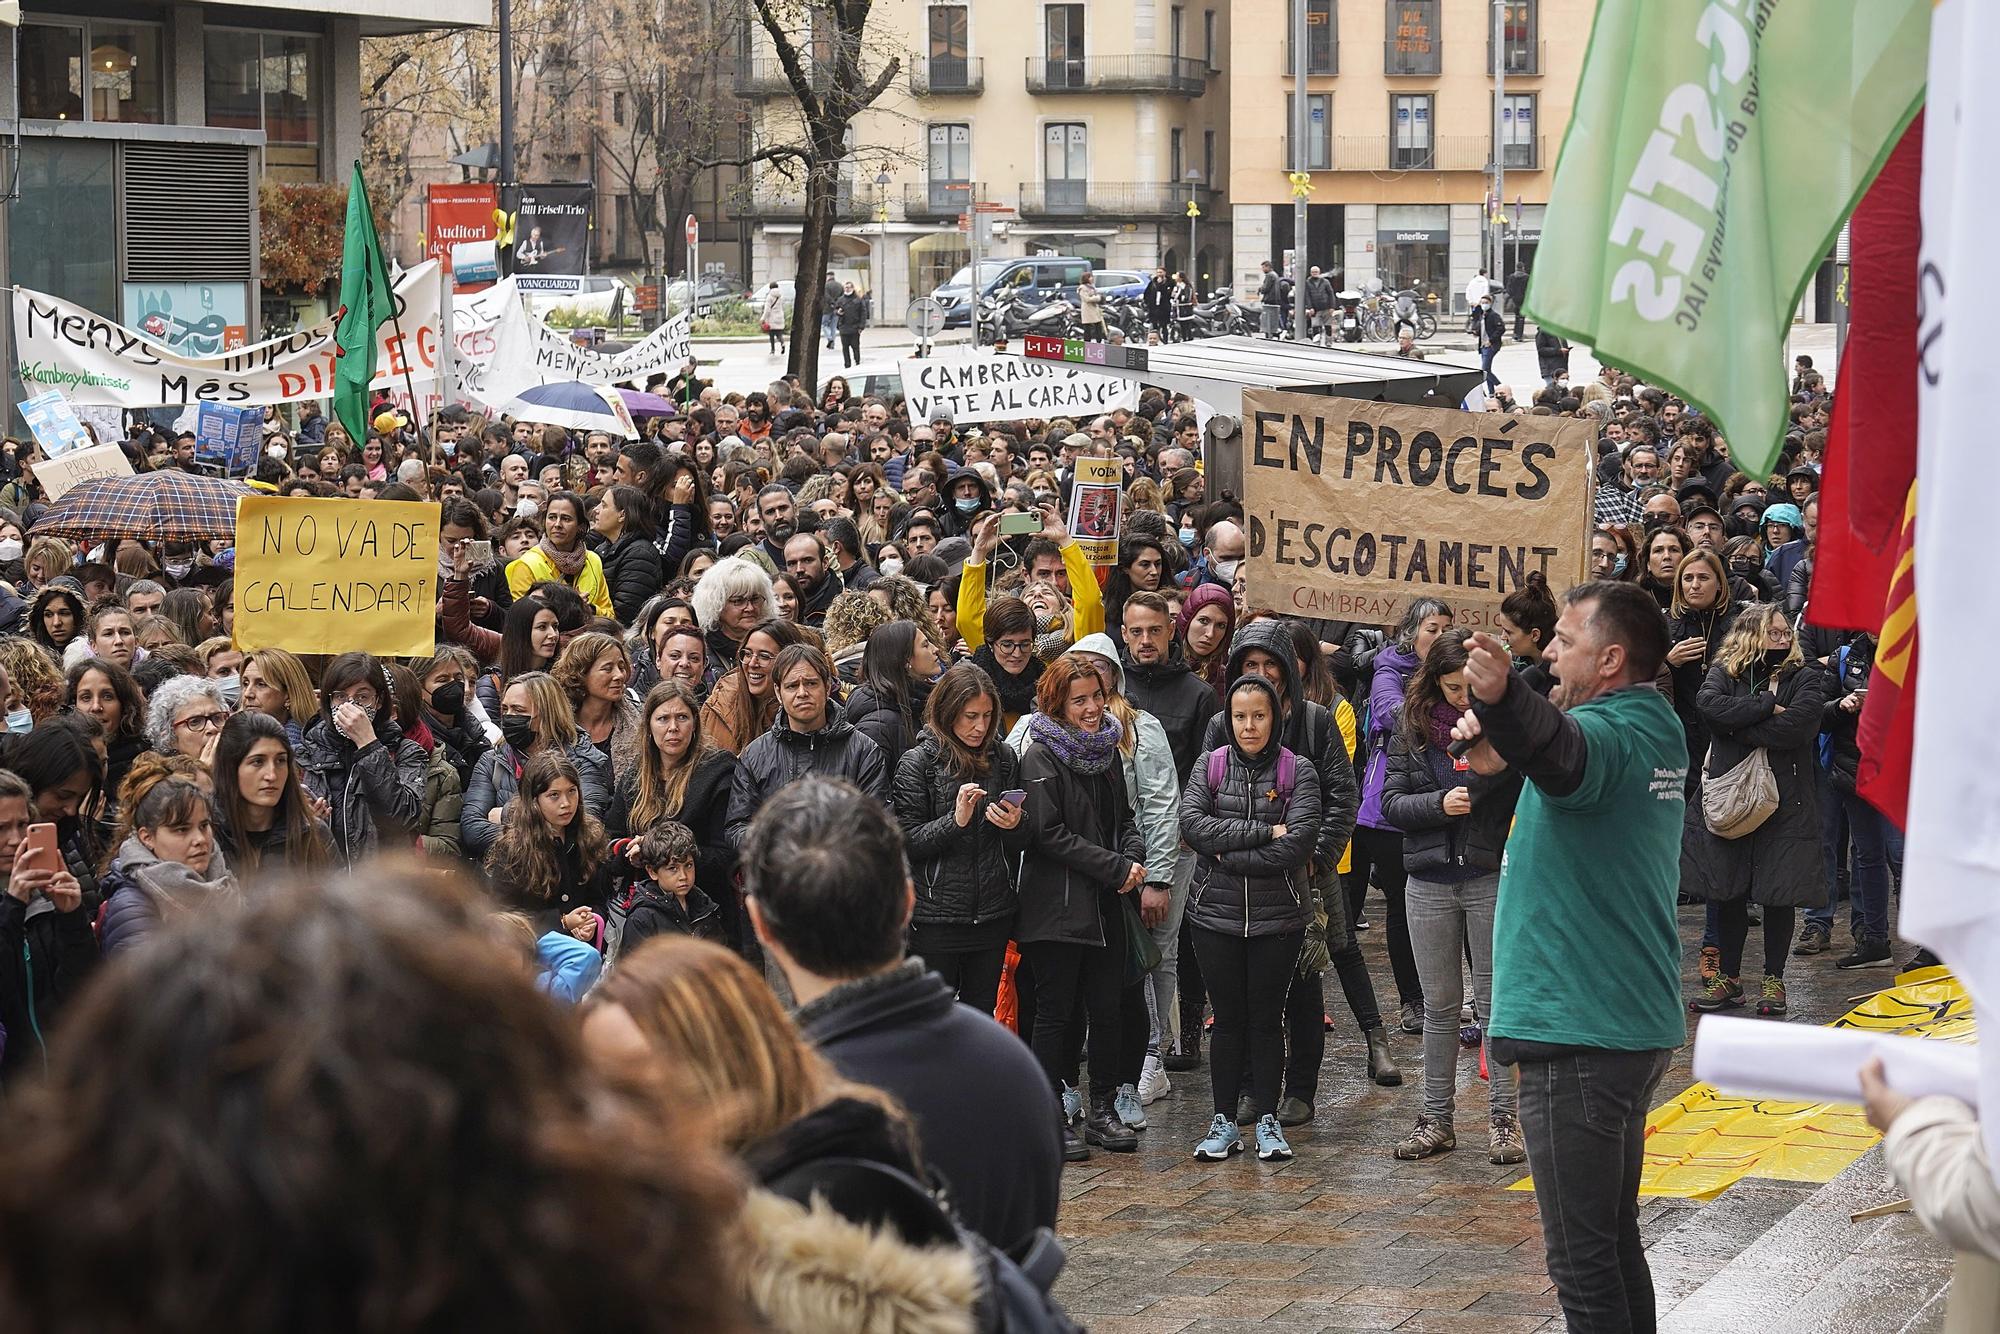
top-left (906, 298), bottom-right (946, 339)
top-left (685, 214), bottom-right (699, 246)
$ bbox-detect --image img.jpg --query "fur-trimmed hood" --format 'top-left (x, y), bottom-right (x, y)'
top-left (736, 1187), bottom-right (980, 1334)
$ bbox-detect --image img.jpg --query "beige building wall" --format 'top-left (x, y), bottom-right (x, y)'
top-left (741, 0), bottom-right (1230, 323)
top-left (1227, 0), bottom-right (1588, 309)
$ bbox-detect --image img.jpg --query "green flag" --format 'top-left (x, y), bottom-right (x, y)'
top-left (1524, 1), bottom-right (1927, 479)
top-left (332, 161), bottom-right (396, 446)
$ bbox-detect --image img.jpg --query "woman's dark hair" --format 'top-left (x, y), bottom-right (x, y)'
top-left (212, 710), bottom-right (330, 873)
top-left (0, 723), bottom-right (102, 823)
top-left (488, 751), bottom-right (607, 898)
top-left (498, 595), bottom-right (556, 680)
top-left (440, 497), bottom-right (490, 537)
top-left (127, 775), bottom-right (210, 842)
top-left (1286, 620), bottom-right (1338, 710)
top-left (768, 571), bottom-right (804, 616)
top-left (1499, 570), bottom-right (1559, 651)
top-left (543, 491), bottom-right (588, 545)
top-left (983, 594), bottom-right (1035, 644)
top-left (604, 484), bottom-right (658, 541)
top-left (0, 867), bottom-right (748, 1334)
top-left (1103, 536), bottom-right (1167, 623)
top-left (383, 663), bottom-right (424, 734)
top-left (28, 586), bottom-right (85, 654)
top-left (926, 661), bottom-right (1000, 779)
top-left (1402, 627), bottom-right (1473, 752)
top-left (659, 455), bottom-right (712, 541)
top-left (65, 658), bottom-right (145, 741)
top-left (319, 652), bottom-right (393, 731)
top-left (527, 581), bottom-right (592, 634)
top-left (858, 621), bottom-right (922, 736)
top-left (159, 587), bottom-right (210, 645)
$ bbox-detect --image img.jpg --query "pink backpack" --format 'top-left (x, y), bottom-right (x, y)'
top-left (1205, 746), bottom-right (1298, 812)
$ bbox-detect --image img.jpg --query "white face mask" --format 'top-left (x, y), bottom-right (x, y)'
top-left (266, 444), bottom-right (288, 461)
top-left (515, 499), bottom-right (539, 521)
top-left (0, 539), bottom-right (21, 562)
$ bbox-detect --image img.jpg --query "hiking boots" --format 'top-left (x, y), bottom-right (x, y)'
top-left (1836, 935), bottom-right (1895, 970)
top-left (1489, 1111), bottom-right (1527, 1166)
top-left (1699, 945), bottom-right (1722, 982)
top-left (1792, 923), bottom-right (1831, 956)
top-left (1060, 1119), bottom-right (1088, 1163)
top-left (1756, 975), bottom-right (1789, 1016)
top-left (1084, 1102), bottom-right (1138, 1152)
top-left (1392, 1115), bottom-right (1457, 1160)
top-left (1689, 974), bottom-right (1744, 1013)
top-left (1365, 1026), bottom-right (1404, 1087)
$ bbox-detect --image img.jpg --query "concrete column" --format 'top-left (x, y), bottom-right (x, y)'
top-left (1447, 202), bottom-right (1482, 313)
top-left (172, 3), bottom-right (205, 127)
top-left (327, 17), bottom-right (364, 181)
top-left (1344, 203), bottom-right (1378, 291)
top-left (1231, 203), bottom-right (1270, 297)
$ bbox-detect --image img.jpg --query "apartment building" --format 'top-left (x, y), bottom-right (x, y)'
top-left (1229, 0), bottom-right (1589, 311)
top-left (736, 0), bottom-right (1231, 322)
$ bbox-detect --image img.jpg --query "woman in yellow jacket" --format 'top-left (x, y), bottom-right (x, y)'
top-left (956, 505), bottom-right (1103, 659)
top-left (506, 491), bottom-right (614, 619)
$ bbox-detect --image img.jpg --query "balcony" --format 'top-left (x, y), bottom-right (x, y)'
top-left (910, 56), bottom-right (985, 95)
top-left (1491, 38), bottom-right (1545, 77)
top-left (904, 180), bottom-right (976, 219)
top-left (728, 183), bottom-right (883, 221)
top-left (1016, 181), bottom-right (1218, 220)
top-left (1322, 135), bottom-right (1540, 172)
top-left (1023, 55), bottom-right (1208, 96)
top-left (1382, 38), bottom-right (1440, 76)
top-left (733, 57), bottom-right (826, 99)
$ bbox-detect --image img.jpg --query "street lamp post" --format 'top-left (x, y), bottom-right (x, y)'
top-left (1184, 166), bottom-right (1203, 284)
top-left (874, 169), bottom-right (892, 325)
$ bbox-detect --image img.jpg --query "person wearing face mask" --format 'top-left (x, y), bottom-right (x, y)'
top-left (1472, 296), bottom-right (1506, 392)
top-left (1683, 604), bottom-right (1826, 1020)
top-left (411, 647), bottom-right (484, 787)
top-left (97, 773), bottom-right (240, 957)
top-left (381, 660), bottom-right (465, 861)
top-left (294, 653), bottom-right (428, 870)
top-left (461, 670), bottom-right (613, 863)
top-left (1723, 534), bottom-right (1779, 603)
top-left (939, 466), bottom-right (994, 539)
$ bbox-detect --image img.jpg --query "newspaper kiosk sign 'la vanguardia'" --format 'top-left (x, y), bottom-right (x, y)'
top-left (1241, 389), bottom-right (1595, 631)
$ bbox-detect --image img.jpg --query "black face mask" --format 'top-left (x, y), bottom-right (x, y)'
top-left (500, 715), bottom-right (537, 751)
top-left (1763, 648), bottom-right (1791, 670)
top-left (429, 679), bottom-right (465, 717)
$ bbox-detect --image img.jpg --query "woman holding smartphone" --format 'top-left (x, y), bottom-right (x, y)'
top-left (891, 662), bottom-right (1027, 1013)
top-left (0, 769), bottom-right (93, 1077)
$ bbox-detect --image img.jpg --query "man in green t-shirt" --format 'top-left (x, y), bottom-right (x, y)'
top-left (1451, 581), bottom-right (1687, 1334)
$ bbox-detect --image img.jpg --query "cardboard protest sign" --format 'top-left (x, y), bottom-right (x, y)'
top-left (1068, 456), bottom-right (1124, 566)
top-left (897, 351), bottom-right (1139, 424)
top-left (1240, 389), bottom-right (1594, 629)
top-left (14, 263), bottom-right (443, 409)
top-left (232, 497), bottom-right (441, 658)
top-left (36, 443), bottom-right (133, 501)
top-left (18, 390), bottom-right (92, 456)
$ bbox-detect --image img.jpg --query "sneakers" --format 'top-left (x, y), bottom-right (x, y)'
top-left (1193, 1113), bottom-right (1243, 1160)
top-left (1113, 1084), bottom-right (1148, 1131)
top-left (1084, 1103), bottom-right (1138, 1152)
top-left (1060, 1082), bottom-right (1083, 1126)
top-left (1699, 945), bottom-right (1722, 982)
top-left (1907, 947), bottom-right (1942, 971)
top-left (1275, 1095), bottom-right (1315, 1127)
top-left (1138, 1054), bottom-right (1172, 1104)
top-left (1399, 1000), bottom-right (1424, 1034)
top-left (1392, 1115), bottom-right (1457, 1160)
top-left (1756, 975), bottom-right (1788, 1016)
top-left (1255, 1115), bottom-right (1294, 1161)
top-left (1488, 1111), bottom-right (1527, 1165)
top-left (1689, 974), bottom-right (1743, 1013)
top-left (1792, 923), bottom-right (1832, 956)
top-left (1836, 935), bottom-right (1895, 970)
top-left (1365, 1026), bottom-right (1404, 1087)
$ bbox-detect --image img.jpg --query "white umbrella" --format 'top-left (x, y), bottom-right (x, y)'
top-left (484, 379), bottom-right (638, 438)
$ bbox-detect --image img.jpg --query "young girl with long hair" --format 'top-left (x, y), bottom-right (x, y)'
top-left (487, 751), bottom-right (611, 947)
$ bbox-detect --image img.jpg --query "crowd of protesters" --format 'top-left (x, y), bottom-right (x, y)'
top-left (0, 344), bottom-right (1935, 1333)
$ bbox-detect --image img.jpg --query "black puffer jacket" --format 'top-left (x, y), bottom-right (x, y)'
top-left (1380, 731), bottom-right (1523, 877)
top-left (893, 727), bottom-right (1029, 928)
top-left (602, 530), bottom-right (665, 624)
top-left (1819, 634), bottom-right (1874, 794)
top-left (725, 701), bottom-right (888, 844)
top-left (1680, 658), bottom-right (1827, 908)
top-left (295, 715), bottom-right (428, 868)
top-left (1180, 678), bottom-right (1322, 939)
top-left (1017, 736), bottom-right (1144, 947)
top-left (607, 748), bottom-right (738, 907)
top-left (1666, 602), bottom-right (1739, 778)
top-left (844, 680), bottom-right (927, 777)
top-left (1198, 618), bottom-right (1359, 871)
top-left (1120, 643), bottom-right (1220, 781)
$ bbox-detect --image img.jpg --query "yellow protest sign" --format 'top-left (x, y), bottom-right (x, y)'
top-left (232, 496), bottom-right (440, 658)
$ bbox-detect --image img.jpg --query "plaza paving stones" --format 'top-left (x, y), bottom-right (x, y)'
top-left (1048, 905), bottom-right (1952, 1331)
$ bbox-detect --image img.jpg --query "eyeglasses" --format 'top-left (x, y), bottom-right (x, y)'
top-left (331, 691), bottom-right (379, 712)
top-left (175, 711), bottom-right (228, 734)
top-left (993, 638), bottom-right (1034, 655)
top-left (725, 593), bottom-right (763, 608)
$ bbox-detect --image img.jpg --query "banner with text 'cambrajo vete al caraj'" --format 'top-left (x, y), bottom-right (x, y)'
top-left (1241, 388), bottom-right (1594, 631)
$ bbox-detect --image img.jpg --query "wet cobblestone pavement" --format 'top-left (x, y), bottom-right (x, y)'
top-left (1050, 906), bottom-right (1957, 1332)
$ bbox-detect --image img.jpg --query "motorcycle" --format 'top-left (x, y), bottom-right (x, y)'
top-left (1336, 290), bottom-right (1365, 344)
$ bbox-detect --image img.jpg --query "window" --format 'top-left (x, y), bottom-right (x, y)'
top-left (1385, 1), bottom-right (1439, 76)
top-left (1044, 122), bottom-right (1087, 210)
top-left (928, 5), bottom-right (971, 89)
top-left (206, 30), bottom-right (322, 176)
top-left (1204, 10), bottom-right (1217, 69)
top-left (1287, 94), bottom-right (1331, 171)
top-left (1288, 0), bottom-right (1336, 76)
top-left (1170, 128), bottom-right (1184, 183)
top-left (1497, 1), bottom-right (1537, 75)
top-left (1391, 93), bottom-right (1433, 169)
top-left (1171, 6), bottom-right (1184, 58)
top-left (612, 91), bottom-right (626, 125)
top-left (1499, 93), bottom-right (1537, 168)
top-left (20, 20), bottom-right (163, 124)
top-left (927, 123), bottom-right (971, 210)
top-left (1044, 6), bottom-right (1085, 89)
top-left (1203, 130), bottom-right (1215, 187)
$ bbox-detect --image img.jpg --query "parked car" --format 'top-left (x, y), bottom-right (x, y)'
top-left (517, 274), bottom-right (630, 319)
top-left (742, 279), bottom-right (797, 317)
top-left (1096, 269), bottom-right (1147, 298)
top-left (661, 274), bottom-right (741, 315)
top-left (930, 255), bottom-right (1097, 328)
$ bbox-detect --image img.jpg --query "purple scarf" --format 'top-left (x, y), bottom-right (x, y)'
top-left (1427, 700), bottom-right (1462, 751)
top-left (1027, 711), bottom-right (1123, 776)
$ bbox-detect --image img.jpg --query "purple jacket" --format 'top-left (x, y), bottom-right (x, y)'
top-left (1358, 643), bottom-right (1421, 830)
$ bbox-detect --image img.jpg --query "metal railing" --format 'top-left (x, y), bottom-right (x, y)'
top-left (733, 57), bottom-right (830, 98)
top-left (904, 180), bottom-right (974, 218)
top-left (1323, 134), bottom-right (1506, 172)
top-left (728, 182), bottom-right (882, 221)
top-left (1016, 181), bottom-right (1217, 218)
top-left (1383, 37), bottom-right (1441, 76)
top-left (1491, 37), bottom-right (1545, 76)
top-left (1023, 55), bottom-right (1208, 96)
top-left (910, 55), bottom-right (984, 95)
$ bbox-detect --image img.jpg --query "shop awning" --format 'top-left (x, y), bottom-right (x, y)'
top-left (1005, 335), bottom-right (1487, 415)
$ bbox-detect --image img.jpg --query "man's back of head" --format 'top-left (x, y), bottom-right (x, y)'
top-left (743, 775), bottom-right (907, 980)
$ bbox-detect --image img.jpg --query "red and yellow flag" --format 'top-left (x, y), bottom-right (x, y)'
top-left (1856, 482), bottom-right (1918, 826)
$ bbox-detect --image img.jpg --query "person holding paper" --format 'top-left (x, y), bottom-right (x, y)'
top-left (1861, 1058), bottom-right (2000, 1264)
top-left (1449, 581), bottom-right (1686, 1334)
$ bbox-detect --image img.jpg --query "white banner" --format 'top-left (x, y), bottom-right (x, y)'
top-left (473, 293), bottom-right (693, 403)
top-left (896, 350), bottom-right (1140, 424)
top-left (15, 263), bottom-right (444, 409)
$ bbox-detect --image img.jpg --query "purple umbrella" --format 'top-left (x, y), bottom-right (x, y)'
top-left (616, 387), bottom-right (678, 418)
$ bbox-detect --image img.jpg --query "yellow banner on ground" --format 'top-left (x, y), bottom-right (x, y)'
top-left (1510, 968), bottom-right (1974, 1201)
top-left (232, 496), bottom-right (441, 659)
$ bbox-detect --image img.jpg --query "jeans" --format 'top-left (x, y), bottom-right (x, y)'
top-left (1717, 899), bottom-right (1794, 980)
top-left (1145, 846), bottom-right (1196, 1053)
top-left (910, 924), bottom-right (1006, 1016)
top-left (1811, 786), bottom-right (1892, 939)
top-left (1514, 1047), bottom-right (1673, 1334)
top-left (1479, 344), bottom-right (1500, 390)
top-left (821, 312), bottom-right (838, 347)
top-left (1406, 871), bottom-right (1515, 1122)
top-left (766, 327), bottom-right (786, 353)
top-left (1345, 825), bottom-right (1423, 1007)
top-left (1283, 966), bottom-right (1326, 1103)
top-left (1192, 927), bottom-right (1302, 1120)
top-left (1022, 918), bottom-right (1127, 1103)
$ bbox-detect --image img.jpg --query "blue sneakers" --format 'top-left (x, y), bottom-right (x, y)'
top-left (1193, 1113), bottom-right (1242, 1160)
top-left (1060, 1082), bottom-right (1082, 1126)
top-left (1113, 1084), bottom-right (1148, 1130)
top-left (1255, 1114), bottom-right (1293, 1161)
